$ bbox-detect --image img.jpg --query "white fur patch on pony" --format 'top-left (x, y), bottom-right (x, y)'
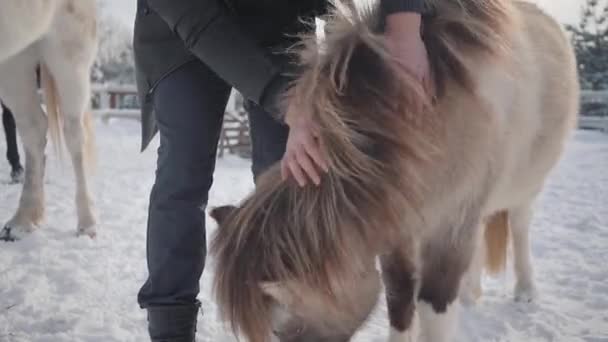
top-left (417, 301), bottom-right (459, 342)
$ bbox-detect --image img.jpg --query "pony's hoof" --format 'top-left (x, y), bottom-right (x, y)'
top-left (459, 283), bottom-right (482, 307)
top-left (389, 326), bottom-right (418, 342)
top-left (459, 290), bottom-right (480, 307)
top-left (514, 283), bottom-right (537, 303)
top-left (77, 225), bottom-right (97, 239)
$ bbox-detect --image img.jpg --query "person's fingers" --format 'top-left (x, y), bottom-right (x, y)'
top-left (303, 135), bottom-right (329, 173)
top-left (288, 155), bottom-right (307, 187)
top-left (295, 148), bottom-right (321, 186)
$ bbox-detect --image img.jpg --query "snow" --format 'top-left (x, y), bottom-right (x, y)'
top-left (0, 120), bottom-right (606, 342)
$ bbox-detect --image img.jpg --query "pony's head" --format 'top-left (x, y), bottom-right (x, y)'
top-left (210, 204), bottom-right (383, 342)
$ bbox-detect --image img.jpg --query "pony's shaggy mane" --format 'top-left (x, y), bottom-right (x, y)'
top-left (211, 1), bottom-right (513, 341)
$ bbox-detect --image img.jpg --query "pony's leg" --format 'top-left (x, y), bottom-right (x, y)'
top-left (380, 249), bottom-right (418, 342)
top-left (510, 204), bottom-right (537, 302)
top-left (459, 222), bottom-right (485, 306)
top-left (45, 62), bottom-right (96, 237)
top-left (417, 219), bottom-right (479, 342)
top-left (0, 54), bottom-right (48, 240)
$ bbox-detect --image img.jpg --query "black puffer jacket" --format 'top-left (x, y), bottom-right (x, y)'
top-left (134, 0), bottom-right (425, 151)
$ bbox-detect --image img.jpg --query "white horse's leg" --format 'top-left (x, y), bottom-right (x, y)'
top-left (38, 0), bottom-right (97, 238)
top-left (0, 52), bottom-right (48, 240)
top-left (43, 61), bottom-right (97, 237)
top-left (510, 203), bottom-right (537, 302)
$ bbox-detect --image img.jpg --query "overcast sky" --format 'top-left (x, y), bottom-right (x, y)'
top-left (104, 0), bottom-right (583, 29)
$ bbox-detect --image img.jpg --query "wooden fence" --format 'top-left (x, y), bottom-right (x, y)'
top-left (90, 83), bottom-right (251, 157)
top-left (88, 86), bottom-right (608, 152)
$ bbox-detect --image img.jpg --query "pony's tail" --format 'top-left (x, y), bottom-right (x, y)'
top-left (484, 210), bottom-right (510, 275)
top-left (41, 63), bottom-right (63, 161)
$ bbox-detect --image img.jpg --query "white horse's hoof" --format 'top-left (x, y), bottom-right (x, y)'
top-left (0, 223), bottom-right (34, 241)
top-left (1, 216), bottom-right (40, 241)
top-left (0, 226), bottom-right (17, 241)
top-left (77, 224), bottom-right (97, 239)
top-left (514, 282), bottom-right (537, 303)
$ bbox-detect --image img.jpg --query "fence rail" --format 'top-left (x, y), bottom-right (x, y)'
top-left (579, 116), bottom-right (608, 132)
top-left (581, 90), bottom-right (608, 104)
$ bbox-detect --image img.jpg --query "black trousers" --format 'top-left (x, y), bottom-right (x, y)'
top-left (137, 60), bottom-right (288, 308)
top-left (2, 102), bottom-right (21, 170)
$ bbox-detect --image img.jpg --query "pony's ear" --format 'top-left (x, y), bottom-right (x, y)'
top-left (260, 282), bottom-right (294, 307)
top-left (209, 205), bottom-right (237, 225)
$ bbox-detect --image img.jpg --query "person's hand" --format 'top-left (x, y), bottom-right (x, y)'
top-left (281, 109), bottom-right (329, 187)
top-left (384, 12), bottom-right (434, 95)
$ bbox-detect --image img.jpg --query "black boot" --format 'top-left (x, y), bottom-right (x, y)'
top-left (147, 301), bottom-right (201, 342)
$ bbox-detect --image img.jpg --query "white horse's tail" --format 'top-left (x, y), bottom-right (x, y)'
top-left (40, 64), bottom-right (96, 172)
top-left (41, 64), bottom-right (63, 160)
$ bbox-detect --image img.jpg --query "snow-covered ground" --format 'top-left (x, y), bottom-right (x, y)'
top-left (0, 120), bottom-right (606, 342)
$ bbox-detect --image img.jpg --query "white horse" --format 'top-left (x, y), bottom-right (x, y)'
top-left (0, 0), bottom-right (98, 240)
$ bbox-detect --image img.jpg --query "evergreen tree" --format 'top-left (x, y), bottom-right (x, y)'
top-left (566, 0), bottom-right (608, 90)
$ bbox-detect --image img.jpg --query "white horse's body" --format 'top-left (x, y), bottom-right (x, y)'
top-left (0, 0), bottom-right (97, 240)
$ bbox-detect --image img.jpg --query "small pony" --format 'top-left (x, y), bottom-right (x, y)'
top-left (0, 0), bottom-right (97, 240)
top-left (210, 0), bottom-right (579, 341)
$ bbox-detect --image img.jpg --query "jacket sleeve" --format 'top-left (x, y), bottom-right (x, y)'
top-left (145, 0), bottom-right (288, 115)
top-left (380, 0), bottom-right (425, 14)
